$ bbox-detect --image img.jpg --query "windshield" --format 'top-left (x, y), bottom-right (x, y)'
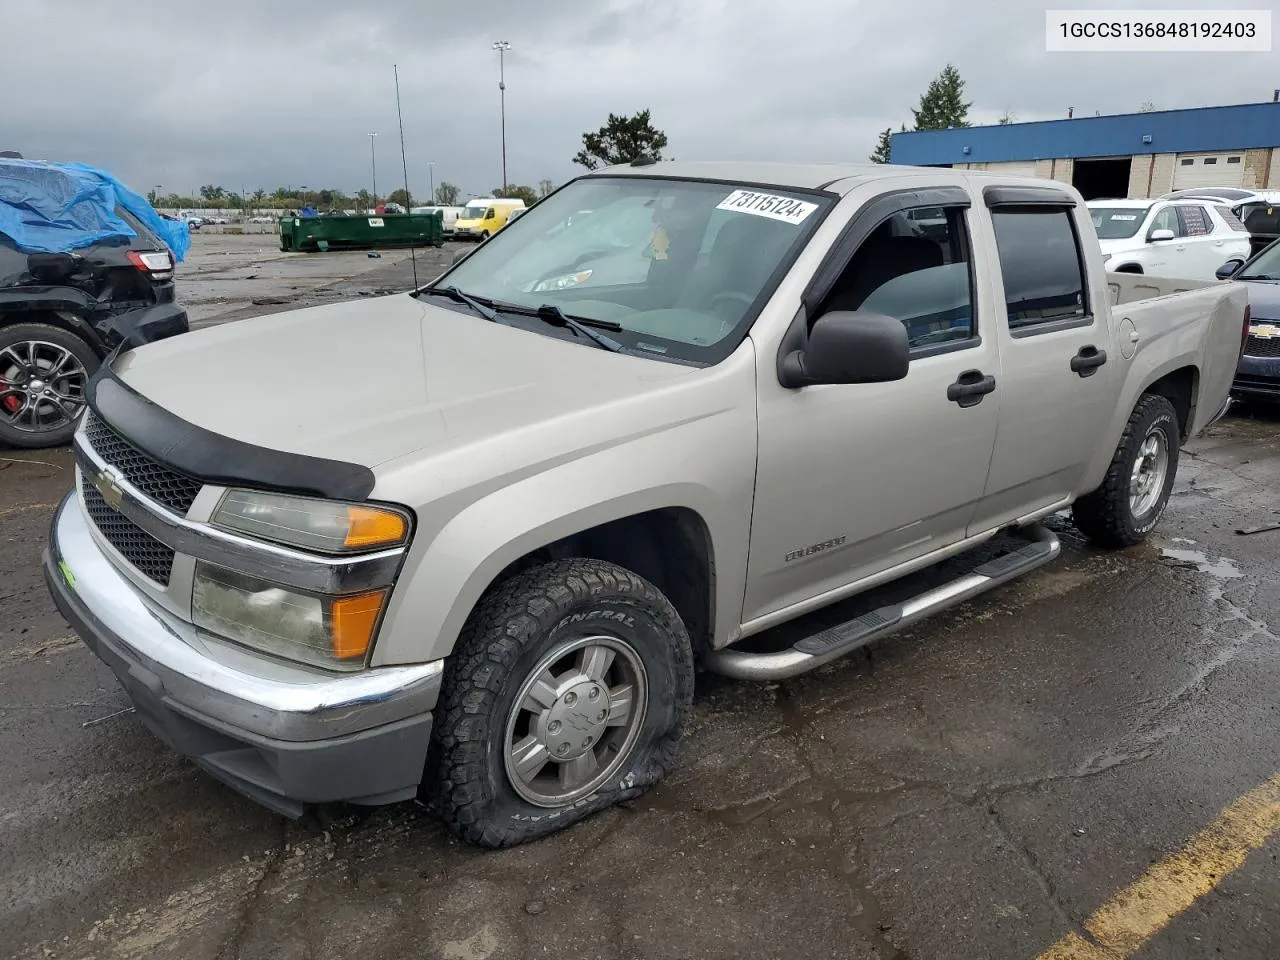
top-left (1089, 206), bottom-right (1149, 240)
top-left (461, 202), bottom-right (488, 220)
top-left (429, 176), bottom-right (832, 364)
top-left (1239, 241), bottom-right (1280, 280)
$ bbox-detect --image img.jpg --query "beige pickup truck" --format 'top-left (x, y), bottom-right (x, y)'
top-left (45, 161), bottom-right (1250, 847)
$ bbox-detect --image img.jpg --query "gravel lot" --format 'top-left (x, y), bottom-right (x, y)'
top-left (3, 235), bottom-right (1280, 959)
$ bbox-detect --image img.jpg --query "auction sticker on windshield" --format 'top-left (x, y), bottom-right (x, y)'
top-left (716, 189), bottom-right (818, 225)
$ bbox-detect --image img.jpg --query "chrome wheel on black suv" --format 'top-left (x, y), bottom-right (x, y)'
top-left (0, 324), bottom-right (98, 448)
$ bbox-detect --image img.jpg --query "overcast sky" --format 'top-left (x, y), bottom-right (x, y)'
top-left (2, 0), bottom-right (1274, 201)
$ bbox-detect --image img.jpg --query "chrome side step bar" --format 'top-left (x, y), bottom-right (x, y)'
top-left (703, 524), bottom-right (1060, 681)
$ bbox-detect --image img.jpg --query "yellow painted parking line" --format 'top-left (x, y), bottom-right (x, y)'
top-left (1036, 771), bottom-right (1280, 960)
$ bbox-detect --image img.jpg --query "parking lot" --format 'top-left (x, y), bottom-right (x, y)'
top-left (4, 233), bottom-right (1280, 960)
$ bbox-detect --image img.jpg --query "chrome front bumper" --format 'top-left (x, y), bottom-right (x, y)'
top-left (44, 492), bottom-right (442, 814)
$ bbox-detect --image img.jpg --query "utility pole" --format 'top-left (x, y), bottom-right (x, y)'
top-left (428, 162), bottom-right (435, 204)
top-left (368, 132), bottom-right (379, 210)
top-left (492, 41), bottom-right (510, 192)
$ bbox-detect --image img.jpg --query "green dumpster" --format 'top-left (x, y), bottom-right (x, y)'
top-left (279, 212), bottom-right (444, 252)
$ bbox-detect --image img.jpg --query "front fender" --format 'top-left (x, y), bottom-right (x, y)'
top-left (369, 406), bottom-right (758, 667)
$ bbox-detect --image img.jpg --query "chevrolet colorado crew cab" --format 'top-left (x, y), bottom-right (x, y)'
top-left (45, 161), bottom-right (1249, 848)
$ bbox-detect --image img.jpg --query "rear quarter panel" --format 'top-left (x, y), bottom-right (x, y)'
top-left (1077, 278), bottom-right (1248, 492)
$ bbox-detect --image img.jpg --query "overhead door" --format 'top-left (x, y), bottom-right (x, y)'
top-left (985, 161), bottom-right (1038, 177)
top-left (1173, 153), bottom-right (1245, 189)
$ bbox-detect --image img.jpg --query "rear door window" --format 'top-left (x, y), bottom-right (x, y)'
top-left (990, 208), bottom-right (1088, 332)
top-left (1177, 205), bottom-right (1212, 236)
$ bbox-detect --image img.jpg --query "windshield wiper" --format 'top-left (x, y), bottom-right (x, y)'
top-left (532, 304), bottom-right (625, 352)
top-left (416, 285), bottom-right (498, 321)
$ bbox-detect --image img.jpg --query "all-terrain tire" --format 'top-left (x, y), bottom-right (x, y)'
top-left (0, 322), bottom-right (99, 449)
top-left (1071, 393), bottom-right (1180, 548)
top-left (429, 558), bottom-right (695, 848)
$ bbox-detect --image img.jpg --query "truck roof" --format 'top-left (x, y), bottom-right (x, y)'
top-left (590, 160), bottom-right (930, 195)
top-left (588, 159), bottom-right (1089, 198)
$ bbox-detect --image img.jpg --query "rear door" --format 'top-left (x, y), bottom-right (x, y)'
top-left (1175, 204), bottom-right (1228, 278)
top-left (968, 186), bottom-right (1125, 532)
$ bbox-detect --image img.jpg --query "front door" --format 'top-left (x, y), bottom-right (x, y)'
top-left (744, 192), bottom-right (1002, 624)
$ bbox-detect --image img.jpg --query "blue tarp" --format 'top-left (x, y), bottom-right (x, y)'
top-left (0, 159), bottom-right (190, 261)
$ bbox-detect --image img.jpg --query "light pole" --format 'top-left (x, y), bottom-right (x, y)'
top-left (368, 132), bottom-right (378, 210)
top-left (299, 185), bottom-right (308, 210)
top-left (428, 162), bottom-right (435, 204)
top-left (492, 41), bottom-right (510, 192)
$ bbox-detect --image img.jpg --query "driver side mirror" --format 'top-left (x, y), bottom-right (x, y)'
top-left (1148, 228), bottom-right (1176, 243)
top-left (1216, 258), bottom-right (1245, 280)
top-left (778, 311), bottom-right (909, 389)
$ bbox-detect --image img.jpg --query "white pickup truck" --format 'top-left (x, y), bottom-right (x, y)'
top-left (45, 161), bottom-right (1250, 848)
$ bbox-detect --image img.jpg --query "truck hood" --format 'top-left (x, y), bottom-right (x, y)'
top-left (1097, 238), bottom-right (1141, 257)
top-left (110, 294), bottom-right (700, 468)
top-left (1241, 278), bottom-right (1280, 322)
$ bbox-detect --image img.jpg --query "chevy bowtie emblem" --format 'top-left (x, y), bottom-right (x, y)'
top-left (92, 465), bottom-right (125, 511)
top-left (1251, 324), bottom-right (1280, 340)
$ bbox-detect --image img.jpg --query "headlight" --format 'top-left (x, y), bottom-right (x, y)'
top-left (192, 562), bottom-right (386, 669)
top-left (211, 489), bottom-right (410, 554)
top-left (532, 269), bottom-right (592, 293)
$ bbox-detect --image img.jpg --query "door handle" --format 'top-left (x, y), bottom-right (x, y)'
top-left (1071, 345), bottom-right (1108, 377)
top-left (947, 369), bottom-right (996, 407)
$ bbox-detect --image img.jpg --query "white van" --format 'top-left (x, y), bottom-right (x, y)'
top-left (411, 205), bottom-right (465, 236)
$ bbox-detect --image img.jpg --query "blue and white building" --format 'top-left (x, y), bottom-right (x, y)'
top-left (889, 100), bottom-right (1280, 200)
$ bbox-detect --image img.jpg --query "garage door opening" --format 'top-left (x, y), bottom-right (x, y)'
top-left (1072, 158), bottom-right (1132, 200)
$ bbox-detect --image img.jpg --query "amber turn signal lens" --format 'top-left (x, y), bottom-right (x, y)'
top-left (330, 590), bottom-right (387, 660)
top-left (344, 506), bottom-right (408, 549)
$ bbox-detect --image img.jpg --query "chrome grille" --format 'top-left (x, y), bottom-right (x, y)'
top-left (1244, 335), bottom-right (1280, 359)
top-left (80, 479), bottom-right (175, 586)
top-left (82, 412), bottom-right (203, 514)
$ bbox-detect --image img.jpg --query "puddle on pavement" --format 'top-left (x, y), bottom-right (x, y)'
top-left (1158, 545), bottom-right (1243, 580)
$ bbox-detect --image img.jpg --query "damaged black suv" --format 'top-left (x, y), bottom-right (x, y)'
top-left (1, 202), bottom-right (188, 449)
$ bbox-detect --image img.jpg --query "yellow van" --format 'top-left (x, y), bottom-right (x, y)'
top-left (453, 197), bottom-right (526, 241)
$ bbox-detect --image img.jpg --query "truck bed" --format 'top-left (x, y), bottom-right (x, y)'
top-left (1104, 271), bottom-right (1248, 438)
top-left (1106, 271), bottom-right (1219, 306)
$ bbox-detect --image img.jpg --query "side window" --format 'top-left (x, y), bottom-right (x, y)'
top-left (990, 208), bottom-right (1088, 331)
top-left (1149, 206), bottom-right (1182, 236)
top-left (820, 205), bottom-right (975, 349)
top-left (485, 208), bottom-right (496, 220)
top-left (1216, 205), bottom-right (1248, 232)
top-left (1178, 205), bottom-right (1212, 236)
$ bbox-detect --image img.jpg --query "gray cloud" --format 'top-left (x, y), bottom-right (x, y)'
top-left (2, 0), bottom-right (1274, 201)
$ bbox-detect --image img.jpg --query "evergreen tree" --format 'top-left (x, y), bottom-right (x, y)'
top-left (869, 128), bottom-right (893, 163)
top-left (911, 64), bottom-right (972, 130)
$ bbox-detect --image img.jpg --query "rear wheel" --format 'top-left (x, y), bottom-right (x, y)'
top-left (0, 322), bottom-right (99, 448)
top-left (1072, 393), bottom-right (1179, 548)
top-left (430, 558), bottom-right (694, 848)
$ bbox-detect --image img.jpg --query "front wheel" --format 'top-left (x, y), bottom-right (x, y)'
top-left (1072, 393), bottom-right (1179, 548)
top-left (430, 558), bottom-right (694, 848)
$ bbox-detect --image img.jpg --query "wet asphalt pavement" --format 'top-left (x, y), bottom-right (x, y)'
top-left (3, 236), bottom-right (1280, 959)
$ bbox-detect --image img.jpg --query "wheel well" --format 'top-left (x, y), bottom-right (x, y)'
top-left (489, 508), bottom-right (715, 656)
top-left (1113, 263), bottom-right (1144, 274)
top-left (0, 308), bottom-right (106, 356)
top-left (1144, 365), bottom-right (1197, 439)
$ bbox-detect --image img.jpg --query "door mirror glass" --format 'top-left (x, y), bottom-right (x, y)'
top-left (1216, 258), bottom-right (1246, 280)
top-left (1148, 228), bottom-right (1176, 242)
top-left (779, 311), bottom-right (909, 388)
